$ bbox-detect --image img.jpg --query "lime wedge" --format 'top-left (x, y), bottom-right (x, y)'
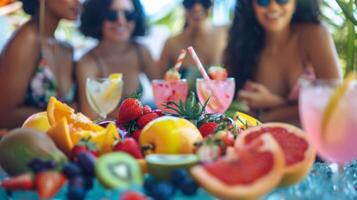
top-left (102, 73), bottom-right (123, 101)
top-left (321, 72), bottom-right (356, 141)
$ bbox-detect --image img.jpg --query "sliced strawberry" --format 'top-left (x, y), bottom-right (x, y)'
top-left (142, 105), bottom-right (152, 115)
top-left (118, 98), bottom-right (143, 125)
top-left (199, 122), bottom-right (219, 138)
top-left (152, 109), bottom-right (164, 116)
top-left (164, 68), bottom-right (181, 82)
top-left (113, 138), bottom-right (143, 159)
top-left (35, 171), bottom-right (66, 199)
top-left (208, 66), bottom-right (228, 80)
top-left (137, 113), bottom-right (160, 128)
top-left (0, 174), bottom-right (33, 190)
top-left (120, 190), bottom-right (148, 200)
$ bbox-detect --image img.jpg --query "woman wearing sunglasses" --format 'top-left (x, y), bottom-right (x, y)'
top-left (158, 0), bottom-right (228, 90)
top-left (224, 0), bottom-right (340, 124)
top-left (0, 0), bottom-right (81, 128)
top-left (77, 0), bottom-right (157, 119)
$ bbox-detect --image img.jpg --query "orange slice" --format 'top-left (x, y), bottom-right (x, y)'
top-left (234, 111), bottom-right (261, 129)
top-left (47, 118), bottom-right (74, 155)
top-left (102, 73), bottom-right (123, 101)
top-left (321, 72), bottom-right (356, 140)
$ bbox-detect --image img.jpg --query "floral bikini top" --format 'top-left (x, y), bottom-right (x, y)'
top-left (25, 55), bottom-right (76, 109)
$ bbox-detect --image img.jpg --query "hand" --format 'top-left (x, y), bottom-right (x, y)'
top-left (238, 81), bottom-right (285, 110)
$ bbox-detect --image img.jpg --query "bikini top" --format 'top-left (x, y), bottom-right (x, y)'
top-left (25, 53), bottom-right (76, 109)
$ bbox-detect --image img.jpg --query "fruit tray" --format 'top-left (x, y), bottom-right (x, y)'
top-left (1, 160), bottom-right (357, 200)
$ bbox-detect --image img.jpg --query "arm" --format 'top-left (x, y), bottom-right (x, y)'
top-left (302, 24), bottom-right (341, 79)
top-left (157, 38), bottom-right (174, 77)
top-left (139, 45), bottom-right (159, 80)
top-left (76, 53), bottom-right (99, 120)
top-left (260, 103), bottom-right (300, 124)
top-left (0, 26), bottom-right (42, 128)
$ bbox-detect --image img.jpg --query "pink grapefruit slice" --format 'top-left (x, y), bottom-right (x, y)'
top-left (236, 123), bottom-right (316, 187)
top-left (191, 134), bottom-right (284, 200)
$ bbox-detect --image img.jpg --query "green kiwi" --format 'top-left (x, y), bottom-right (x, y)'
top-left (95, 152), bottom-right (143, 189)
top-left (146, 154), bottom-right (199, 180)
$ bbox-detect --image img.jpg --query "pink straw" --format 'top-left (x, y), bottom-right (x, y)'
top-left (174, 49), bottom-right (187, 71)
top-left (187, 46), bottom-right (210, 80)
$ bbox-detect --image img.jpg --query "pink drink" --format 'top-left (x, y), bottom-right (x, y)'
top-left (299, 80), bottom-right (357, 164)
top-left (196, 78), bottom-right (235, 114)
top-left (152, 79), bottom-right (188, 113)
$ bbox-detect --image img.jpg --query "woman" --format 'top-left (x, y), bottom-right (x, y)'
top-left (77, 0), bottom-right (156, 119)
top-left (0, 0), bottom-right (81, 128)
top-left (158, 0), bottom-right (227, 90)
top-left (224, 0), bottom-right (341, 124)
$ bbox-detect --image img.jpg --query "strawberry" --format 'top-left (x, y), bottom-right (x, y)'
top-left (120, 190), bottom-right (148, 200)
top-left (137, 112), bottom-right (160, 128)
top-left (208, 66), bottom-right (228, 80)
top-left (113, 138), bottom-right (143, 159)
top-left (35, 171), bottom-right (66, 199)
top-left (164, 68), bottom-right (181, 82)
top-left (132, 129), bottom-right (142, 142)
top-left (196, 144), bottom-right (222, 163)
top-left (71, 141), bottom-right (99, 160)
top-left (71, 145), bottom-right (88, 160)
top-left (142, 105), bottom-right (152, 115)
top-left (118, 98), bottom-right (143, 125)
top-left (0, 174), bottom-right (33, 190)
top-left (199, 122), bottom-right (219, 138)
top-left (221, 132), bottom-right (235, 147)
top-left (152, 109), bottom-right (164, 116)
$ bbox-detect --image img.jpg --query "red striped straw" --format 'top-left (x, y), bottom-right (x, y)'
top-left (174, 49), bottom-right (187, 71)
top-left (187, 46), bottom-right (210, 80)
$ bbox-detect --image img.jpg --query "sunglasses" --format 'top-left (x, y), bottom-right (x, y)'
top-left (105, 10), bottom-right (137, 22)
top-left (183, 0), bottom-right (212, 9)
top-left (255, 0), bottom-right (289, 7)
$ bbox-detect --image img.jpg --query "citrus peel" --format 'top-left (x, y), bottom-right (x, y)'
top-left (321, 72), bottom-right (356, 141)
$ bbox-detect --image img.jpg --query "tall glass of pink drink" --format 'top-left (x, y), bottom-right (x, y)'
top-left (196, 78), bottom-right (235, 114)
top-left (299, 79), bottom-right (357, 164)
top-left (152, 79), bottom-right (188, 113)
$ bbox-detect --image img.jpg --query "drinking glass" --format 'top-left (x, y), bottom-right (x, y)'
top-left (86, 77), bottom-right (123, 120)
top-left (196, 78), bottom-right (235, 114)
top-left (152, 79), bottom-right (188, 113)
top-left (299, 78), bottom-right (357, 196)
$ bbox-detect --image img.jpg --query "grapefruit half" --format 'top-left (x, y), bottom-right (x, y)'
top-left (191, 134), bottom-right (284, 200)
top-left (236, 123), bottom-right (316, 186)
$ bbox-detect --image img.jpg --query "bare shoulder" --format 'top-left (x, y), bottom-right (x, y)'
top-left (164, 34), bottom-right (181, 48)
top-left (296, 23), bottom-right (330, 41)
top-left (77, 49), bottom-right (97, 73)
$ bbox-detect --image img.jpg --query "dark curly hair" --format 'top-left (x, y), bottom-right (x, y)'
top-left (224, 0), bottom-right (321, 91)
top-left (20, 0), bottom-right (38, 15)
top-left (80, 0), bottom-right (147, 40)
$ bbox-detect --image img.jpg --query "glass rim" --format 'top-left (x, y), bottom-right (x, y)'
top-left (299, 77), bottom-right (357, 87)
top-left (196, 77), bottom-right (235, 81)
top-left (152, 79), bottom-right (187, 83)
top-left (86, 77), bottom-right (123, 82)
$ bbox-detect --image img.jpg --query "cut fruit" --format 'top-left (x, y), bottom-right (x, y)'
top-left (191, 134), bottom-right (284, 200)
top-left (47, 118), bottom-right (74, 155)
top-left (96, 152), bottom-right (143, 189)
top-left (102, 73), bottom-right (123, 101)
top-left (321, 72), bottom-right (355, 141)
top-left (22, 111), bottom-right (51, 133)
top-left (146, 154), bottom-right (198, 180)
top-left (234, 111), bottom-right (261, 129)
top-left (236, 123), bottom-right (315, 186)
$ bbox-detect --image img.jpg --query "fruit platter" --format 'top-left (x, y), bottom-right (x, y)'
top-left (1, 48), bottom-right (357, 200)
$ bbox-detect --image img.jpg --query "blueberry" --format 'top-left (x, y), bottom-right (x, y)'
top-left (27, 159), bottom-right (47, 173)
top-left (62, 162), bottom-right (82, 178)
top-left (179, 178), bottom-right (199, 196)
top-left (69, 176), bottom-right (85, 188)
top-left (77, 152), bottom-right (96, 177)
top-left (83, 176), bottom-right (94, 190)
top-left (143, 175), bottom-right (157, 196)
top-left (151, 182), bottom-right (175, 200)
top-left (170, 169), bottom-right (189, 186)
top-left (67, 185), bottom-right (86, 200)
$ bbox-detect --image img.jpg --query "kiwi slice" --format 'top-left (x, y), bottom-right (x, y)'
top-left (95, 152), bottom-right (143, 189)
top-left (146, 154), bottom-right (199, 180)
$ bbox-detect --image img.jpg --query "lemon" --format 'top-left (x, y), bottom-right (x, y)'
top-left (321, 72), bottom-right (356, 141)
top-left (235, 111), bottom-right (261, 129)
top-left (102, 73), bottom-right (123, 101)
